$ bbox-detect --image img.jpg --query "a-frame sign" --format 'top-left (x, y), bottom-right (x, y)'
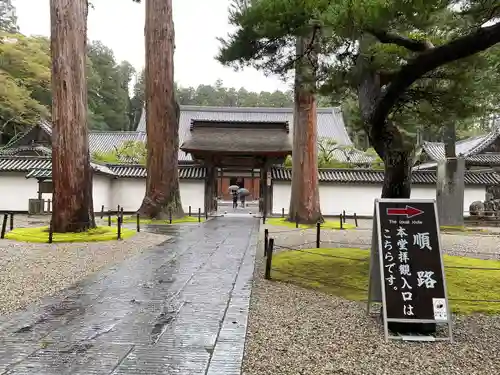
top-left (368, 198), bottom-right (453, 342)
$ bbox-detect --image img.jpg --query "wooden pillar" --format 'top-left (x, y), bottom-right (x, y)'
top-left (204, 164), bottom-right (216, 214)
top-left (264, 163), bottom-right (272, 216)
top-left (251, 168), bottom-right (254, 200)
top-left (212, 167), bottom-right (217, 212)
top-left (204, 165), bottom-right (209, 215)
top-left (206, 165), bottom-right (217, 214)
top-left (262, 159), bottom-right (272, 216)
top-left (258, 168), bottom-right (264, 213)
top-left (219, 168), bottom-right (223, 199)
top-left (37, 180), bottom-right (42, 200)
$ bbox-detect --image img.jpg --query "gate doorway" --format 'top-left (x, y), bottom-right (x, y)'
top-left (229, 176), bottom-right (244, 189)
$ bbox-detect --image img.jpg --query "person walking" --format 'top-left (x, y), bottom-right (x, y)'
top-left (240, 194), bottom-right (246, 208)
top-left (232, 191), bottom-right (238, 209)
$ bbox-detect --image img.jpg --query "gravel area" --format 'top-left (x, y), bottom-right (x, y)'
top-left (244, 263), bottom-right (500, 375)
top-left (242, 223), bottom-right (500, 374)
top-left (0, 215), bottom-right (169, 315)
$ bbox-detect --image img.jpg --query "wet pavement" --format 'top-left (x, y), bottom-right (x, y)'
top-left (0, 216), bottom-right (260, 374)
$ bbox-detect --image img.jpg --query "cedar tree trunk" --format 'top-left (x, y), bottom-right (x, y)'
top-left (288, 32), bottom-right (322, 224)
top-left (50, 0), bottom-right (95, 232)
top-left (137, 0), bottom-right (184, 219)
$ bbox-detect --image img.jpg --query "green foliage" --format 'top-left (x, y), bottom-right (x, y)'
top-left (0, 0), bottom-right (18, 33)
top-left (174, 78), bottom-right (295, 107)
top-left (92, 140), bottom-right (147, 164)
top-left (87, 41), bottom-right (135, 131)
top-left (218, 0), bottom-right (500, 153)
top-left (283, 137), bottom-right (384, 169)
top-left (5, 226), bottom-right (135, 242)
top-left (0, 33), bottom-right (50, 140)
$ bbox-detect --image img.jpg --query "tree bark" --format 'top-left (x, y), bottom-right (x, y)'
top-left (137, 0), bottom-right (184, 219)
top-left (382, 148), bottom-right (411, 198)
top-left (357, 44), bottom-right (412, 199)
top-left (288, 33), bottom-right (322, 224)
top-left (50, 0), bottom-right (95, 232)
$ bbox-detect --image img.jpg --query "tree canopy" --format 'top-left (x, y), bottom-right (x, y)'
top-left (219, 0), bottom-right (500, 142)
top-left (217, 0), bottom-right (500, 197)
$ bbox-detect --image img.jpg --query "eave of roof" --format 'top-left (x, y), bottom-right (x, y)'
top-left (104, 164), bottom-right (206, 179)
top-left (272, 166), bottom-right (500, 185)
top-left (422, 126), bottom-right (500, 162)
top-left (181, 127), bottom-right (293, 154)
top-left (137, 105), bottom-right (353, 161)
top-left (0, 156), bottom-right (115, 177)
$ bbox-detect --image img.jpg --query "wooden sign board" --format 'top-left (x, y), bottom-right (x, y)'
top-left (368, 199), bottom-right (453, 342)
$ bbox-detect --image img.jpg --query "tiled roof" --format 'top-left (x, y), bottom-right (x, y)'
top-left (89, 131), bottom-right (146, 155)
top-left (25, 165), bottom-right (115, 179)
top-left (181, 127), bottom-right (292, 154)
top-left (107, 164), bottom-right (206, 179)
top-left (39, 120), bottom-right (53, 135)
top-left (414, 153), bottom-right (500, 170)
top-left (12, 107), bottom-right (360, 164)
top-left (137, 105), bottom-right (352, 161)
top-left (0, 156), bottom-right (115, 177)
top-left (0, 156), bottom-right (52, 171)
top-left (329, 149), bottom-right (375, 164)
top-left (25, 169), bottom-right (52, 179)
top-left (422, 126), bottom-right (500, 162)
top-left (464, 153), bottom-right (500, 166)
top-left (0, 145), bottom-right (52, 156)
top-left (271, 167), bottom-right (500, 185)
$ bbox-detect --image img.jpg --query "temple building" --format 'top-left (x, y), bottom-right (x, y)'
top-left (0, 106), bottom-right (497, 216)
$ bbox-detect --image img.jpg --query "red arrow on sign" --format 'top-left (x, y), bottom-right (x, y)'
top-left (386, 205), bottom-right (424, 218)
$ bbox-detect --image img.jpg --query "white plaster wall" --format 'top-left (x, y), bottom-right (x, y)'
top-left (110, 178), bottom-right (145, 212)
top-left (273, 182), bottom-right (486, 217)
top-left (0, 172), bottom-right (39, 211)
top-left (179, 181), bottom-right (205, 214)
top-left (92, 175), bottom-right (112, 212)
top-left (110, 178), bottom-right (205, 213)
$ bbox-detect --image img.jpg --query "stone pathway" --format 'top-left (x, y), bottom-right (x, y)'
top-left (0, 216), bottom-right (260, 374)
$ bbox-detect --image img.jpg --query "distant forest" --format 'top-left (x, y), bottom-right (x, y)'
top-left (129, 77), bottom-right (333, 131)
top-left (0, 6), bottom-right (318, 144)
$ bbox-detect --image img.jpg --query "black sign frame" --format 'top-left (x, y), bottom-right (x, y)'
top-left (368, 198), bottom-right (453, 342)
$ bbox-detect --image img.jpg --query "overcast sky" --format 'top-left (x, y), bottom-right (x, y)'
top-left (12, 0), bottom-right (291, 92)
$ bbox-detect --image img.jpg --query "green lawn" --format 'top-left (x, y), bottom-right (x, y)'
top-left (272, 247), bottom-right (500, 315)
top-left (5, 226), bottom-right (135, 243)
top-left (113, 215), bottom-right (205, 225)
top-left (267, 217), bottom-right (356, 230)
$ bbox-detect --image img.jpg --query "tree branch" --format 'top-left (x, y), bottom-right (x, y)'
top-left (368, 29), bottom-right (433, 52)
top-left (371, 20), bottom-right (500, 130)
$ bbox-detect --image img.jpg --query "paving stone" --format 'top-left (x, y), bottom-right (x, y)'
top-left (0, 216), bottom-right (259, 374)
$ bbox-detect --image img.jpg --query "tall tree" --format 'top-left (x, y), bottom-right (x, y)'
top-left (218, 0), bottom-right (500, 199)
top-left (0, 0), bottom-right (18, 33)
top-left (137, 0), bottom-right (184, 219)
top-left (50, 0), bottom-right (95, 232)
top-left (289, 32), bottom-right (322, 223)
